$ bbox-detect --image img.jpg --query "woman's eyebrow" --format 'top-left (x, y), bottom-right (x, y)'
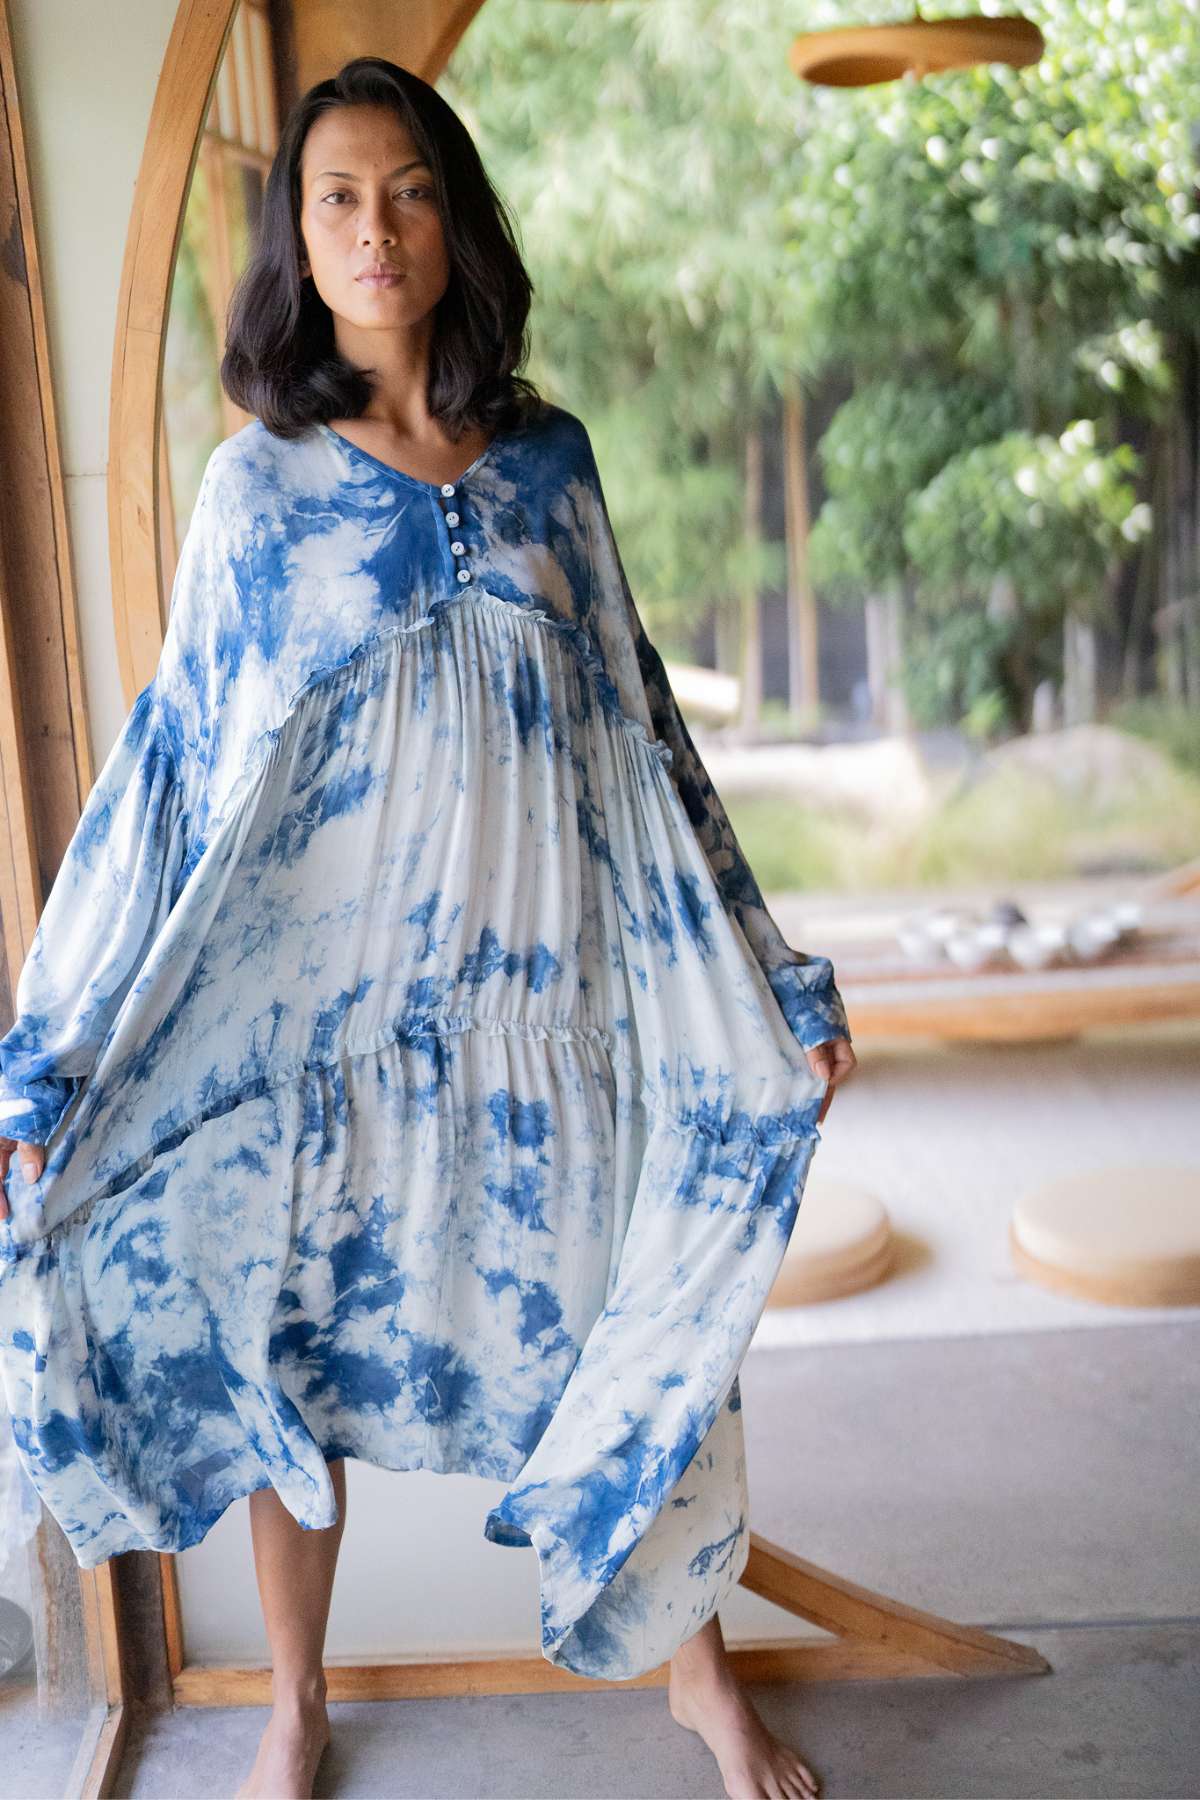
top-left (311, 160), bottom-right (431, 181)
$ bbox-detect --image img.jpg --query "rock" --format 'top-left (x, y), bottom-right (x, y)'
top-left (699, 733), bottom-right (933, 829)
top-left (981, 724), bottom-right (1179, 809)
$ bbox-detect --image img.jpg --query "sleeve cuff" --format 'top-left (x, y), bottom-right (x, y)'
top-left (764, 959), bottom-right (852, 1053)
top-left (0, 1080), bottom-right (76, 1145)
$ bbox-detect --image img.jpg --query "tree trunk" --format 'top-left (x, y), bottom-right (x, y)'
top-left (714, 602), bottom-right (739, 679)
top-left (1158, 327), bottom-right (1200, 707)
top-left (740, 422), bottom-right (763, 737)
top-left (864, 580), bottom-right (909, 733)
top-left (1122, 429), bottom-right (1162, 700)
top-left (782, 376), bottom-right (819, 727)
top-left (1062, 609), bottom-right (1097, 726)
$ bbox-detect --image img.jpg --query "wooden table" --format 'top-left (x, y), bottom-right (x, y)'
top-left (813, 886), bottom-right (1200, 1042)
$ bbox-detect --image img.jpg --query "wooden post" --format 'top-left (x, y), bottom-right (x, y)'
top-left (741, 422), bottom-right (764, 735)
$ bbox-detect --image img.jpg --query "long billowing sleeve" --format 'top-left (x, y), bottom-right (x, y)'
top-left (0, 430), bottom-right (236, 1153)
top-left (0, 680), bottom-right (190, 1146)
top-left (579, 434), bottom-right (852, 1053)
top-left (632, 624), bottom-right (851, 1050)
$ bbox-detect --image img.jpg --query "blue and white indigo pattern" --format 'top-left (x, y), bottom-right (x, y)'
top-left (0, 402), bottom-right (850, 1679)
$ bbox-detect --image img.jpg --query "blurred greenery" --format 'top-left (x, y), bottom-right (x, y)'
top-left (1107, 697), bottom-right (1200, 777)
top-left (444, 0), bottom-right (1200, 736)
top-left (721, 793), bottom-right (845, 891)
top-left (911, 757), bottom-right (1200, 884)
top-left (723, 746), bottom-right (1200, 892)
top-left (784, 0), bottom-right (1197, 733)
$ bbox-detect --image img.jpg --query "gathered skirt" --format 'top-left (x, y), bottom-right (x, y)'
top-left (0, 589), bottom-right (826, 1679)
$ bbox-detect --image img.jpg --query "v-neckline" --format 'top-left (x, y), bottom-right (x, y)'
top-left (317, 421), bottom-right (503, 493)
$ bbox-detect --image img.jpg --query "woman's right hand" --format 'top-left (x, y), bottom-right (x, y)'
top-left (0, 1138), bottom-right (46, 1223)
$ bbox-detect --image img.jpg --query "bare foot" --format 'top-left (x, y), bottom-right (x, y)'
top-left (234, 1693), bottom-right (331, 1800)
top-left (668, 1659), bottom-right (820, 1799)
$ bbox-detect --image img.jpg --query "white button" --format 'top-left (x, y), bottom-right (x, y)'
top-left (445, 511), bottom-right (460, 526)
top-left (450, 540), bottom-right (465, 556)
top-left (456, 568), bottom-right (471, 583)
top-left (440, 482), bottom-right (456, 497)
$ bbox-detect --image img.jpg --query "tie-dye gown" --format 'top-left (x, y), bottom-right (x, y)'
top-left (0, 400), bottom-right (850, 1680)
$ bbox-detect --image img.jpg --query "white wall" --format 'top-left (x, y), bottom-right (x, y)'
top-left (10, 0), bottom-right (179, 764)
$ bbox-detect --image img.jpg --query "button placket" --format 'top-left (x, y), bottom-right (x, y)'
top-left (439, 486), bottom-right (472, 585)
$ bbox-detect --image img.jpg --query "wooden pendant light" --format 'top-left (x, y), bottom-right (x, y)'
top-left (789, 7), bottom-right (1044, 87)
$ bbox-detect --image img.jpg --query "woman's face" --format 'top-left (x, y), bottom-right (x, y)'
top-left (297, 103), bottom-right (450, 341)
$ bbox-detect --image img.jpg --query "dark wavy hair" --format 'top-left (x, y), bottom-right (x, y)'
top-left (220, 56), bottom-right (547, 441)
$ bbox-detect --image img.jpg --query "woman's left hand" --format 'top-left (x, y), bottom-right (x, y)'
top-left (805, 1037), bottom-right (857, 1127)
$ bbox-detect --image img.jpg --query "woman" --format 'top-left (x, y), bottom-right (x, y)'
top-left (0, 56), bottom-right (855, 1800)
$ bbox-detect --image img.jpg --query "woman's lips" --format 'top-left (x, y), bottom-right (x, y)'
top-left (357, 269), bottom-right (405, 288)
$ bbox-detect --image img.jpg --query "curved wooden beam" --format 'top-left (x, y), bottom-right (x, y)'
top-left (154, 1526), bottom-right (1049, 1703)
top-left (107, 0), bottom-right (238, 701)
top-left (740, 1531), bottom-right (1050, 1677)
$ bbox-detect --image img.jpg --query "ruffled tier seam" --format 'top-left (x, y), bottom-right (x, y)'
top-left (0, 1009), bottom-right (821, 1267)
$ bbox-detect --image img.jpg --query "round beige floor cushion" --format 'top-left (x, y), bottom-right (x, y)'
top-left (1011, 1165), bottom-right (1200, 1307)
top-left (768, 1175), bottom-right (894, 1306)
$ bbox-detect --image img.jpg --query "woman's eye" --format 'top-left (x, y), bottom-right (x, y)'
top-left (320, 187), bottom-right (433, 205)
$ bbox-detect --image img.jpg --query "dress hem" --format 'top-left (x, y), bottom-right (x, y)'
top-left (61, 1431), bottom-right (750, 1682)
top-left (479, 1378), bottom-right (754, 1681)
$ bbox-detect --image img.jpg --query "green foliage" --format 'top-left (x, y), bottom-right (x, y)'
top-left (441, 0), bottom-right (1200, 729)
top-left (1072, 319), bottom-right (1175, 414)
top-left (784, 0), bottom-right (1200, 730)
top-left (810, 375), bottom-right (1017, 592)
top-left (783, 0), bottom-right (1200, 407)
top-left (441, 0), bottom-right (834, 632)
top-left (718, 793), bottom-right (843, 891)
top-left (900, 608), bottom-right (1045, 738)
top-left (1107, 697), bottom-right (1200, 777)
top-left (904, 419), bottom-right (1150, 618)
top-left (892, 416), bottom-right (1152, 734)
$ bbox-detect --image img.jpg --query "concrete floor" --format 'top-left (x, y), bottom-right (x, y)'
top-left (0, 1691), bottom-right (93, 1800)
top-left (111, 1317), bottom-right (1200, 1799)
top-left (749, 1022), bottom-right (1200, 1353)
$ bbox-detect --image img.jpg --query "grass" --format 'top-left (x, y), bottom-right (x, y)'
top-left (724, 746), bottom-right (1200, 894)
top-left (1106, 698), bottom-right (1200, 778)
